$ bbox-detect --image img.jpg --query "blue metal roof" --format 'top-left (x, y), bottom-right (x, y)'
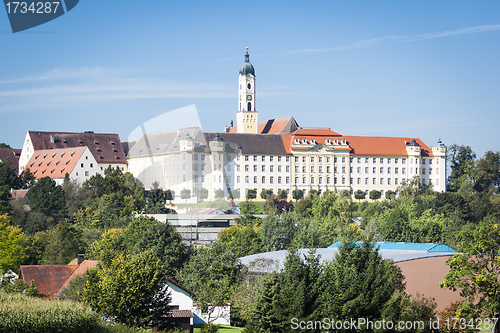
top-left (328, 241), bottom-right (455, 252)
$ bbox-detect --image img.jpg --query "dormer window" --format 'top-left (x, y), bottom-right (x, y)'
top-left (294, 139), bottom-right (300, 144)
top-left (110, 141), bottom-right (115, 145)
top-left (302, 139), bottom-right (307, 144)
top-left (341, 139), bottom-right (347, 145)
top-left (310, 139), bottom-right (316, 144)
top-left (94, 141), bottom-right (99, 145)
top-left (334, 139), bottom-right (339, 145)
top-left (326, 139), bottom-right (331, 145)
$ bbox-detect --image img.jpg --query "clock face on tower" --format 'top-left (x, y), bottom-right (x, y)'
top-left (247, 95), bottom-right (252, 101)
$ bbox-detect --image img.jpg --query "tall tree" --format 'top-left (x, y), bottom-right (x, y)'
top-left (447, 144), bottom-right (476, 192)
top-left (40, 223), bottom-right (85, 265)
top-left (82, 250), bottom-right (171, 328)
top-left (260, 211), bottom-right (297, 251)
top-left (0, 214), bottom-right (29, 273)
top-left (440, 220), bottom-right (500, 318)
top-left (472, 151), bottom-right (500, 193)
top-left (292, 189), bottom-right (304, 201)
top-left (27, 177), bottom-right (67, 220)
top-left (196, 188), bottom-right (209, 202)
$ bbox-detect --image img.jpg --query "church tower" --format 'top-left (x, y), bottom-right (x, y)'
top-left (236, 46), bottom-right (258, 134)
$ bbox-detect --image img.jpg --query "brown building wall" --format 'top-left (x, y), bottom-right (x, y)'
top-left (396, 256), bottom-right (462, 311)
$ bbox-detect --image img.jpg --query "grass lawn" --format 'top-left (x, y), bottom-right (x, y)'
top-left (193, 325), bottom-right (245, 333)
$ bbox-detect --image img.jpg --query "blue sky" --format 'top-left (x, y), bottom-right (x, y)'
top-left (0, 1), bottom-right (499, 157)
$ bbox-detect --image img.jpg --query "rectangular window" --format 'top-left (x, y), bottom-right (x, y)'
top-left (262, 156), bottom-right (266, 162)
top-left (429, 159), bottom-right (433, 165)
top-left (319, 157), bottom-right (323, 163)
top-left (365, 178), bottom-right (369, 185)
top-left (402, 158), bottom-right (406, 163)
top-left (365, 158), bottom-right (369, 163)
top-left (373, 178), bottom-right (376, 185)
top-left (262, 165), bottom-right (266, 172)
top-left (237, 165), bottom-right (240, 172)
top-left (373, 167), bottom-right (376, 173)
top-left (327, 177), bottom-right (331, 184)
top-left (387, 158), bottom-right (391, 163)
top-left (270, 165), bottom-right (274, 172)
top-left (380, 158), bottom-right (384, 163)
top-left (334, 177), bottom-right (338, 184)
top-left (365, 167), bottom-right (369, 174)
top-left (237, 176), bottom-right (240, 183)
top-left (342, 178), bottom-right (345, 185)
top-left (286, 165), bottom-right (290, 172)
top-left (311, 166), bottom-right (315, 173)
top-left (245, 155), bottom-right (249, 161)
top-left (395, 178), bottom-right (398, 185)
top-left (194, 155), bottom-right (198, 160)
top-left (357, 158), bottom-right (361, 163)
top-left (357, 167), bottom-right (361, 173)
top-left (342, 157), bottom-right (346, 163)
top-left (245, 165), bottom-right (249, 171)
top-left (85, 171), bottom-right (89, 177)
top-left (245, 176), bottom-right (249, 183)
top-left (286, 176), bottom-right (290, 184)
top-left (295, 156), bottom-right (299, 162)
top-left (334, 167), bottom-right (338, 173)
top-left (327, 166), bottom-right (331, 173)
top-left (319, 166), bottom-right (323, 173)
top-left (422, 159), bottom-right (426, 165)
top-left (277, 165), bottom-right (281, 172)
top-left (270, 156), bottom-right (274, 162)
top-left (380, 167), bottom-right (384, 173)
top-left (380, 178), bottom-right (384, 185)
top-left (270, 176), bottom-right (274, 184)
top-left (373, 158), bottom-right (376, 163)
top-left (278, 156), bottom-right (281, 162)
top-left (342, 166), bottom-right (346, 174)
top-left (350, 178), bottom-right (353, 185)
top-left (278, 176), bottom-right (281, 183)
top-left (311, 157), bottom-right (314, 163)
top-left (311, 177), bottom-right (314, 184)
top-left (387, 167), bottom-right (391, 174)
top-left (295, 166), bottom-right (299, 173)
top-left (286, 156), bottom-right (290, 162)
top-left (402, 168), bottom-right (406, 174)
top-left (327, 157), bottom-right (330, 163)
top-left (303, 166), bottom-right (307, 173)
top-left (422, 168), bottom-right (426, 175)
top-left (388, 178), bottom-right (391, 185)
top-left (302, 156), bottom-right (306, 163)
top-left (254, 165), bottom-right (257, 172)
top-left (357, 178), bottom-right (361, 185)
top-left (254, 176), bottom-right (257, 184)
top-left (395, 158), bottom-right (398, 163)
top-left (395, 167), bottom-right (398, 174)
top-left (254, 156), bottom-right (257, 161)
top-left (81, 163), bottom-right (84, 168)
top-left (227, 165), bottom-right (231, 171)
top-left (429, 168), bottom-right (432, 175)
top-left (334, 157), bottom-right (338, 163)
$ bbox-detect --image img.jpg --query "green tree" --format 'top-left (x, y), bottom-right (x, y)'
top-left (214, 189), bottom-right (225, 199)
top-left (90, 228), bottom-right (126, 267)
top-left (165, 189), bottom-right (174, 203)
top-left (354, 189), bottom-right (366, 202)
top-left (136, 221), bottom-right (188, 278)
top-left (0, 214), bottom-right (28, 273)
top-left (447, 144), bottom-right (476, 192)
top-left (245, 189), bottom-right (257, 200)
top-left (398, 176), bottom-right (433, 197)
top-left (277, 189), bottom-right (288, 200)
top-left (260, 211), bottom-right (297, 251)
top-left (27, 177), bottom-right (67, 220)
top-left (19, 168), bottom-right (35, 189)
top-left (440, 220), bottom-right (500, 318)
top-left (229, 189), bottom-right (240, 200)
top-left (386, 190), bottom-right (396, 200)
top-left (197, 188), bottom-right (209, 202)
top-left (369, 189), bottom-right (382, 201)
top-left (40, 223), bottom-right (85, 265)
top-left (339, 189), bottom-right (351, 198)
top-left (82, 250), bottom-right (171, 328)
top-left (250, 249), bottom-right (321, 332)
top-left (0, 158), bottom-right (20, 189)
top-left (217, 224), bottom-right (262, 257)
top-left (472, 151), bottom-right (500, 193)
top-left (180, 189), bottom-right (191, 202)
top-left (0, 143), bottom-right (11, 148)
top-left (260, 189), bottom-right (273, 200)
top-left (314, 240), bottom-right (405, 330)
top-left (146, 188), bottom-right (166, 213)
top-left (180, 241), bottom-right (241, 324)
top-left (291, 189), bottom-right (304, 201)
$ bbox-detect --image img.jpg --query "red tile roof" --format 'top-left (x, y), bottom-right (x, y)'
top-left (19, 260), bottom-right (98, 298)
top-left (0, 148), bottom-right (21, 171)
top-left (28, 131), bottom-right (127, 165)
top-left (25, 147), bottom-right (86, 180)
top-left (292, 127), bottom-right (342, 137)
top-left (342, 136), bottom-right (433, 157)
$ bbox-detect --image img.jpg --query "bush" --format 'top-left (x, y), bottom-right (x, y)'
top-left (0, 290), bottom-right (99, 333)
top-left (200, 324), bottom-right (220, 333)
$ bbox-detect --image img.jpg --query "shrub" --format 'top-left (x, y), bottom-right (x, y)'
top-left (0, 290), bottom-right (99, 332)
top-left (200, 324), bottom-right (220, 333)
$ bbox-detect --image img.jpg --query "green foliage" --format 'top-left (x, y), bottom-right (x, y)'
top-left (136, 221), bottom-right (188, 278)
top-left (398, 176), bottom-right (434, 198)
top-left (291, 189), bottom-right (304, 201)
top-left (91, 228), bottom-right (126, 267)
top-left (0, 143), bottom-right (11, 148)
top-left (40, 223), bottom-right (85, 265)
top-left (260, 189), bottom-right (273, 200)
top-left (314, 241), bottom-right (405, 330)
top-left (214, 189), bottom-right (225, 198)
top-left (245, 189), bottom-right (257, 200)
top-left (260, 211), bottom-right (297, 251)
top-left (180, 242), bottom-right (241, 324)
top-left (447, 144), bottom-right (476, 192)
top-left (339, 189), bottom-right (351, 198)
top-left (472, 151), bottom-right (500, 193)
top-left (0, 214), bottom-right (29, 273)
top-left (440, 220), bottom-right (500, 318)
top-left (146, 188), bottom-right (167, 213)
top-left (200, 324), bottom-right (220, 333)
top-left (369, 189), bottom-right (381, 200)
top-left (19, 168), bottom-right (35, 189)
top-left (82, 250), bottom-right (171, 328)
top-left (180, 189), bottom-right (191, 201)
top-left (294, 196), bottom-right (313, 217)
top-left (239, 201), bottom-right (263, 215)
top-left (197, 188), bottom-right (209, 202)
top-left (229, 189), bottom-right (240, 200)
top-left (217, 224), bottom-right (262, 257)
top-left (234, 214), bottom-right (262, 227)
top-left (0, 158), bottom-right (20, 189)
top-left (277, 189), bottom-right (287, 199)
top-left (250, 249), bottom-right (321, 332)
top-left (354, 189), bottom-right (366, 201)
top-left (0, 290), bottom-right (99, 333)
top-left (28, 177), bottom-right (67, 220)
top-left (264, 195), bottom-right (293, 214)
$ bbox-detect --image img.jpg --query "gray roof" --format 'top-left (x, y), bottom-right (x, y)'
top-left (127, 127), bottom-right (288, 158)
top-left (239, 248), bottom-right (456, 273)
top-left (127, 127), bottom-right (207, 158)
top-left (204, 132), bottom-right (288, 155)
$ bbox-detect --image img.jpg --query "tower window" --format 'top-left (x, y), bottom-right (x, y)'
top-left (247, 83), bottom-right (251, 89)
top-left (247, 102), bottom-right (252, 111)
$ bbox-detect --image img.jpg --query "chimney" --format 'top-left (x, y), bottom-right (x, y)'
top-left (50, 135), bottom-right (55, 144)
top-left (77, 254), bottom-right (85, 265)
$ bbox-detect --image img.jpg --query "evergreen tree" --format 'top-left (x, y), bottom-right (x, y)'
top-left (27, 177), bottom-right (67, 220)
